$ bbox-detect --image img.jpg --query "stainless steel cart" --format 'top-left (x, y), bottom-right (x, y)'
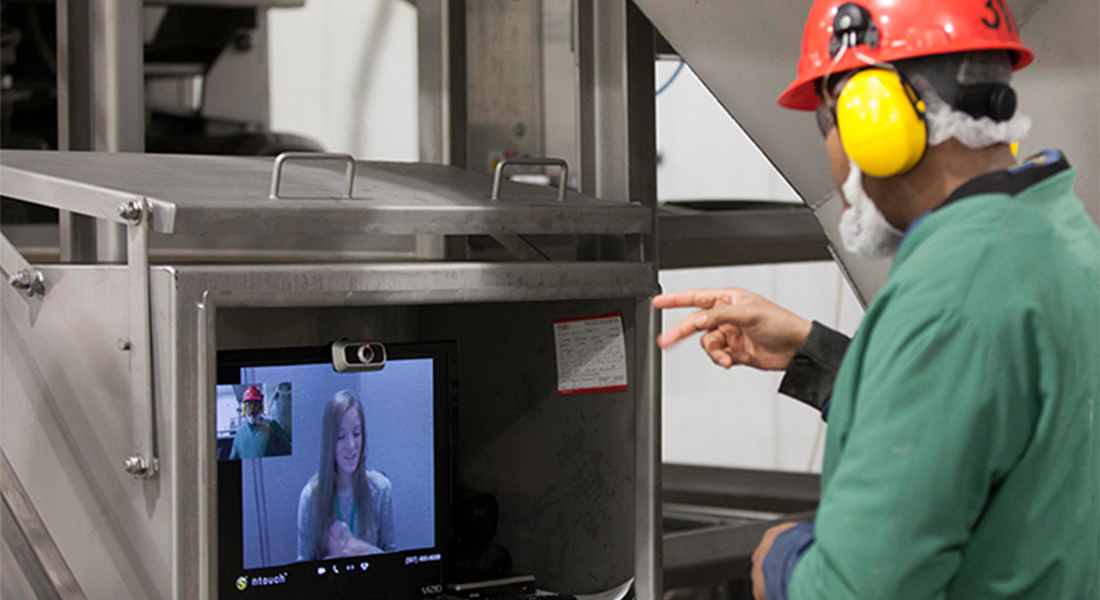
top-left (0, 150), bottom-right (661, 600)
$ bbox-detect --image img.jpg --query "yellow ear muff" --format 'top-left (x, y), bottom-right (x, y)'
top-left (836, 68), bottom-right (927, 178)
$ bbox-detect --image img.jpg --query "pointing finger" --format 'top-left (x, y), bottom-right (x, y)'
top-left (657, 310), bottom-right (711, 349)
top-left (653, 288), bottom-right (744, 310)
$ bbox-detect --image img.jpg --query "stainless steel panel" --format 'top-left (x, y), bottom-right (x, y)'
top-left (658, 204), bottom-right (831, 269)
top-left (3, 256), bottom-right (656, 598)
top-left (0, 151), bottom-right (652, 238)
top-left (541, 1), bottom-right (581, 189)
top-left (2, 266), bottom-right (173, 599)
top-left (168, 262), bottom-right (658, 307)
top-left (2, 450), bottom-right (86, 599)
top-left (420, 300), bottom-right (638, 594)
top-left (164, 263), bottom-right (658, 597)
top-left (201, 8), bottom-right (270, 127)
top-left (466, 0), bottom-right (544, 174)
top-left (1, 222), bottom-right (423, 264)
top-left (1, 535), bottom-right (45, 600)
top-left (418, 0), bottom-right (467, 168)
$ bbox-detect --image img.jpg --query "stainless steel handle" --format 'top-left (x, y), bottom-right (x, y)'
top-left (269, 152), bottom-right (356, 199)
top-left (491, 157), bottom-right (569, 202)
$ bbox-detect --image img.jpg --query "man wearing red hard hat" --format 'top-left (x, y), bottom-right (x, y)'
top-left (654, 1), bottom-right (1098, 599)
top-left (229, 385), bottom-right (292, 460)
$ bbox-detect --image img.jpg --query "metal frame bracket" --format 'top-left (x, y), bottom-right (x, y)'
top-left (122, 198), bottom-right (158, 479)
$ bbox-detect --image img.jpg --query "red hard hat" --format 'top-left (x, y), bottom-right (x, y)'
top-left (243, 386), bottom-right (264, 403)
top-left (778, 0), bottom-right (1034, 111)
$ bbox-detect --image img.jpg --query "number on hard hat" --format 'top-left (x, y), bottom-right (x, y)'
top-left (781, 1), bottom-right (1033, 178)
top-left (779, 0), bottom-right (1033, 112)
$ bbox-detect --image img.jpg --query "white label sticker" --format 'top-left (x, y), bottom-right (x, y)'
top-left (553, 313), bottom-right (628, 395)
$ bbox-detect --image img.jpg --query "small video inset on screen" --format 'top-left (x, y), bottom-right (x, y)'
top-left (217, 383), bottom-right (294, 461)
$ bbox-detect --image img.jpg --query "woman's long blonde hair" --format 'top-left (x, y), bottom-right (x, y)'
top-left (311, 390), bottom-right (372, 559)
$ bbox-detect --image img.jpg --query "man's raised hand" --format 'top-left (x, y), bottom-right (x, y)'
top-left (652, 288), bottom-right (812, 371)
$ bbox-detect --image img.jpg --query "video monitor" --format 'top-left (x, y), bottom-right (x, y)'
top-left (216, 341), bottom-right (455, 599)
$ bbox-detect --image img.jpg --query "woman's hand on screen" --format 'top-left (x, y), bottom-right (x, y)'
top-left (343, 537), bottom-right (382, 556)
top-left (326, 521), bottom-right (383, 557)
top-left (326, 521), bottom-right (351, 558)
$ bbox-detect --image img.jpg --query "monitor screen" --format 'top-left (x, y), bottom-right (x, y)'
top-left (216, 342), bottom-right (454, 599)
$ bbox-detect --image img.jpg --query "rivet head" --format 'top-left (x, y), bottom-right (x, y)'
top-left (9, 270), bottom-right (44, 297)
top-left (124, 455), bottom-right (149, 476)
top-left (118, 201), bottom-right (144, 224)
top-left (9, 270), bottom-right (34, 290)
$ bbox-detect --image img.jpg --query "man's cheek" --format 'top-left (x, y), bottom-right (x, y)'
top-left (825, 129), bottom-right (850, 192)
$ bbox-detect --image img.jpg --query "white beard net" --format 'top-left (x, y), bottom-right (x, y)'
top-left (835, 51), bottom-right (1029, 260)
top-left (838, 158), bottom-right (904, 259)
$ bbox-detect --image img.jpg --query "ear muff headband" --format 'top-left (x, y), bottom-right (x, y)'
top-left (835, 68), bottom-right (928, 178)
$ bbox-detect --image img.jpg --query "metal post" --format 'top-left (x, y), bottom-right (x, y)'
top-left (90, 0), bottom-right (144, 154)
top-left (578, 2), bottom-right (662, 597)
top-left (635, 297), bottom-right (663, 600)
top-left (575, 0), bottom-right (657, 261)
top-left (56, 0), bottom-right (97, 264)
top-left (624, 2), bottom-right (657, 263)
top-left (417, 0), bottom-right (468, 259)
top-left (55, 0), bottom-right (145, 264)
top-left (418, 0), bottom-right (468, 168)
top-left (93, 0), bottom-right (145, 263)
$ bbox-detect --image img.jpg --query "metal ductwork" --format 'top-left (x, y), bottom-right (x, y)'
top-left (635, 0), bottom-right (1099, 303)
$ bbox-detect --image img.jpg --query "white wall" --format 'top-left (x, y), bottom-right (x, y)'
top-left (656, 61), bottom-right (865, 473)
top-left (267, 0), bottom-right (419, 160)
top-left (264, 11), bottom-right (863, 474)
top-left (656, 62), bottom-right (802, 203)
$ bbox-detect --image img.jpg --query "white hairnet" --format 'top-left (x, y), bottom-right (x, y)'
top-left (916, 78), bottom-right (1032, 149)
top-left (900, 51), bottom-right (1032, 149)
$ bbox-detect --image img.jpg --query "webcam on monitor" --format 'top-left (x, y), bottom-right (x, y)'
top-left (332, 339), bottom-right (388, 372)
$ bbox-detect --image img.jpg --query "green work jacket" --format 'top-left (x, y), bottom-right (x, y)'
top-left (790, 159), bottom-right (1100, 599)
top-left (228, 418), bottom-right (291, 460)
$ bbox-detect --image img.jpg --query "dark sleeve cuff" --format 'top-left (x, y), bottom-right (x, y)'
top-left (762, 522), bottom-right (815, 600)
top-left (778, 321), bottom-right (851, 414)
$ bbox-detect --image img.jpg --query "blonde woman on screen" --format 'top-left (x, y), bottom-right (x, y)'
top-left (297, 390), bottom-right (395, 560)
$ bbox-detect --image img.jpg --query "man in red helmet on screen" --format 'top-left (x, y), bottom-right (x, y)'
top-left (654, 1), bottom-right (1099, 599)
top-left (229, 385), bottom-right (292, 459)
